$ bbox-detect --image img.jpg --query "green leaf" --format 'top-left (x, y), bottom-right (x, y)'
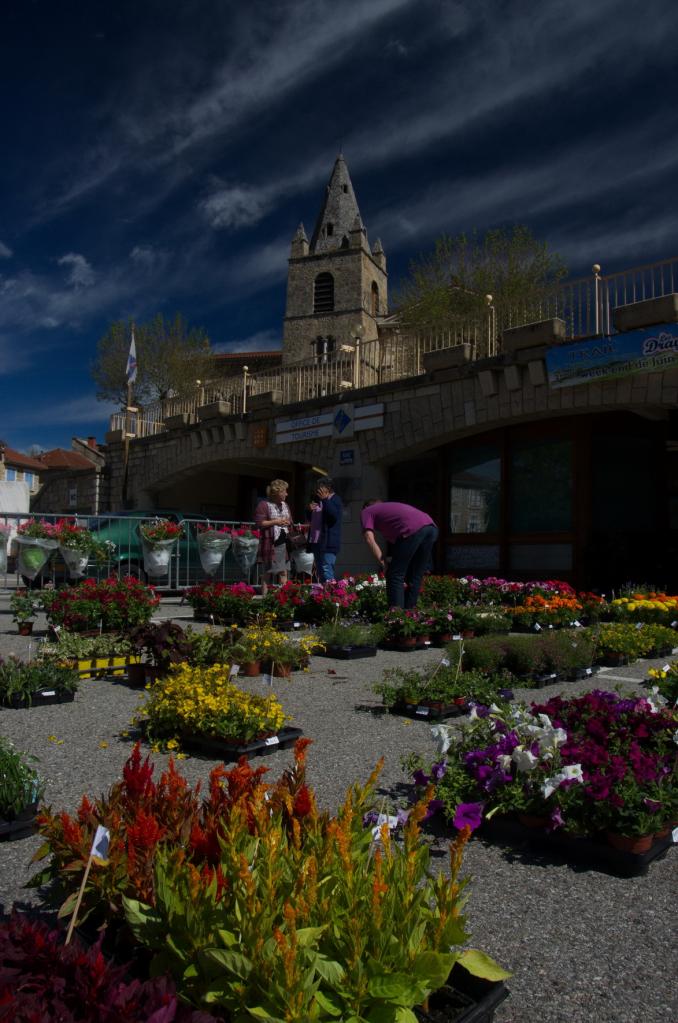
top-left (217, 928), bottom-right (238, 947)
top-left (313, 989), bottom-right (343, 1017)
top-left (295, 925), bottom-right (326, 947)
top-left (367, 973), bottom-right (421, 1003)
top-left (395, 1010), bottom-right (418, 1023)
top-left (309, 953), bottom-right (345, 985)
top-left (57, 890), bottom-right (79, 919)
top-left (203, 947), bottom-right (253, 979)
top-left (458, 948), bottom-right (512, 981)
top-left (245, 1008), bottom-right (286, 1022)
top-left (411, 951), bottom-right (455, 990)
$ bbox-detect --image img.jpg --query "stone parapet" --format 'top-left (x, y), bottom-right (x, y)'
top-left (612, 294), bottom-right (678, 333)
top-left (502, 317), bottom-right (567, 353)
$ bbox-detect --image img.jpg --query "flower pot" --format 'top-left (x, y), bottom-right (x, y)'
top-left (16, 536), bottom-right (58, 580)
top-left (126, 662), bottom-right (147, 688)
top-left (198, 533), bottom-right (232, 576)
top-left (416, 633), bottom-right (431, 647)
top-left (179, 725), bottom-right (303, 762)
top-left (272, 664), bottom-right (293, 678)
top-left (601, 652), bottom-right (631, 667)
top-left (241, 661), bottom-right (261, 676)
top-left (17, 621), bottom-right (34, 636)
top-left (59, 545), bottom-right (90, 579)
top-left (606, 831), bottom-right (654, 855)
top-left (432, 632), bottom-right (453, 646)
top-left (0, 800), bottom-right (40, 841)
top-left (461, 629), bottom-right (476, 639)
top-left (141, 538), bottom-right (176, 578)
top-left (383, 636), bottom-right (417, 650)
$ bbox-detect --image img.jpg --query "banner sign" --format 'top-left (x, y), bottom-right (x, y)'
top-left (545, 323), bottom-right (678, 389)
top-left (276, 403), bottom-right (383, 445)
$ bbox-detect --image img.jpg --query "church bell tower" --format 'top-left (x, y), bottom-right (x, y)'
top-left (282, 156), bottom-right (387, 365)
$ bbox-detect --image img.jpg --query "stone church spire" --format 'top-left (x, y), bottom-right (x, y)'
top-left (309, 155), bottom-right (361, 254)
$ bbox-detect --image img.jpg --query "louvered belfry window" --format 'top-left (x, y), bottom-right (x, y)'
top-left (314, 272), bottom-right (334, 313)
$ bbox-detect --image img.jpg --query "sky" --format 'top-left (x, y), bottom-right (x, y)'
top-left (1, 0), bottom-right (676, 453)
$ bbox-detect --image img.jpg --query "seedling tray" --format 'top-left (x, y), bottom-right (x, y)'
top-left (2, 689), bottom-right (76, 709)
top-left (179, 725), bottom-right (303, 761)
top-left (320, 645), bottom-right (378, 659)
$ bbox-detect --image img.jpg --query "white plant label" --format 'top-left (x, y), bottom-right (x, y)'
top-left (423, 640), bottom-right (431, 646)
top-left (416, 706), bottom-right (429, 716)
top-left (440, 657), bottom-right (450, 668)
top-left (264, 735), bottom-right (280, 746)
top-left (573, 620), bottom-right (582, 627)
top-left (263, 673), bottom-right (273, 686)
top-left (230, 664), bottom-right (240, 677)
top-left (635, 622), bottom-right (643, 630)
top-left (41, 690), bottom-right (56, 697)
top-left (452, 634), bottom-right (462, 641)
top-left (293, 622), bottom-right (301, 629)
top-left (662, 664), bottom-right (671, 673)
top-left (585, 668), bottom-right (593, 676)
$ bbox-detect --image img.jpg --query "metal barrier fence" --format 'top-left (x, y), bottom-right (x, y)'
top-left (0, 513), bottom-right (260, 590)
top-left (110, 256), bottom-right (678, 439)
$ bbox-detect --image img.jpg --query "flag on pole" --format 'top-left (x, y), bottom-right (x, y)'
top-left (90, 825), bottom-right (110, 866)
top-left (126, 328), bottom-right (137, 385)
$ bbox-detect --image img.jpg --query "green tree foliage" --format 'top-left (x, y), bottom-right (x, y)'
top-left (91, 313), bottom-right (212, 405)
top-left (394, 225), bottom-right (568, 331)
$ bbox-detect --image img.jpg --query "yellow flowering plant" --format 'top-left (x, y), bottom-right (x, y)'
top-left (141, 663), bottom-right (288, 743)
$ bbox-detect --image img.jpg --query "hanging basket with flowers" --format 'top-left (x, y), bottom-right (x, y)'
top-left (15, 520), bottom-right (59, 580)
top-left (196, 523), bottom-right (233, 576)
top-left (139, 519), bottom-right (183, 577)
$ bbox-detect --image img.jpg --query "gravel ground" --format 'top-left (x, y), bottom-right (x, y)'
top-left (0, 594), bottom-right (676, 1023)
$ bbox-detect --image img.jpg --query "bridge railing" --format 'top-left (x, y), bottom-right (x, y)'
top-left (110, 256), bottom-right (678, 439)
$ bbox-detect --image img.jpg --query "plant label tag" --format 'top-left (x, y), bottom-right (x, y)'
top-left (662, 664), bottom-right (671, 672)
top-left (293, 622), bottom-right (301, 629)
top-left (415, 706), bottom-right (429, 716)
top-left (548, 673), bottom-right (557, 679)
top-left (263, 673), bottom-right (273, 686)
top-left (423, 640), bottom-right (431, 646)
top-left (264, 735), bottom-right (279, 746)
top-left (585, 668), bottom-right (593, 676)
top-left (41, 690), bottom-right (56, 697)
top-left (635, 622), bottom-right (643, 630)
top-left (573, 620), bottom-right (582, 627)
top-left (672, 647), bottom-right (678, 654)
top-left (672, 826), bottom-right (678, 844)
top-left (230, 665), bottom-right (240, 677)
top-left (452, 634), bottom-right (462, 641)
top-left (440, 657), bottom-right (450, 667)
top-left (672, 621), bottom-right (678, 629)
top-left (533, 623), bottom-right (542, 632)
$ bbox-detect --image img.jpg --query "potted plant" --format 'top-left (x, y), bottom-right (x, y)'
top-left (381, 608), bottom-right (424, 649)
top-left (37, 631), bottom-right (137, 678)
top-left (127, 621), bottom-right (191, 685)
top-left (10, 588), bottom-right (38, 634)
top-left (347, 571), bottom-right (388, 621)
top-left (418, 604), bottom-right (457, 644)
top-left (123, 746), bottom-right (510, 1022)
top-left (0, 737), bottom-right (43, 837)
top-left (195, 522), bottom-right (233, 576)
top-left (140, 662), bottom-right (294, 755)
top-left (54, 518), bottom-right (114, 579)
top-left (0, 913), bottom-right (217, 1022)
top-left (230, 525), bottom-right (261, 574)
top-left (14, 518), bottom-right (59, 581)
top-left (42, 576), bottom-right (160, 633)
top-left (0, 657), bottom-right (79, 707)
top-left (185, 580), bottom-right (256, 624)
top-left (139, 518), bottom-right (183, 578)
top-left (316, 619), bottom-right (383, 658)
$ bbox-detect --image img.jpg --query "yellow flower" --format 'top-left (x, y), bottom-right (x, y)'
top-left (98, 741), bottom-right (108, 749)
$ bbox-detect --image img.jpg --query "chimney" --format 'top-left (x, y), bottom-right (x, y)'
top-left (87, 436), bottom-right (97, 449)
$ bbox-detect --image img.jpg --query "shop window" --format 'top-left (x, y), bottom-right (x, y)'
top-left (314, 273), bottom-right (334, 313)
top-left (509, 437), bottom-right (572, 532)
top-left (450, 444), bottom-right (501, 533)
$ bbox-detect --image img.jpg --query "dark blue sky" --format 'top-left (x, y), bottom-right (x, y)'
top-left (1, 0), bottom-right (675, 452)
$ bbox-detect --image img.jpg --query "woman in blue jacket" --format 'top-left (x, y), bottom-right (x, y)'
top-left (308, 477), bottom-right (342, 582)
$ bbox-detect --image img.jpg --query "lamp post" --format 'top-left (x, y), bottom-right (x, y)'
top-left (351, 322), bottom-right (365, 389)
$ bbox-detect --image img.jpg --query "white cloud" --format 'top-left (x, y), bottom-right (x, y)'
top-left (58, 252), bottom-right (96, 288)
top-left (9, 394), bottom-right (118, 428)
top-left (130, 245), bottom-right (166, 270)
top-left (200, 185), bottom-right (270, 230)
top-left (0, 241), bottom-right (12, 259)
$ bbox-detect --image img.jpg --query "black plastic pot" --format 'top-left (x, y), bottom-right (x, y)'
top-left (415, 963), bottom-right (509, 1022)
top-left (0, 801), bottom-right (39, 841)
top-left (179, 725), bottom-right (303, 761)
top-left (320, 644), bottom-right (378, 659)
top-left (3, 689), bottom-right (76, 709)
top-left (391, 699), bottom-right (467, 721)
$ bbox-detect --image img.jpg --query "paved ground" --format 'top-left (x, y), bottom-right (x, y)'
top-left (0, 591), bottom-right (676, 1023)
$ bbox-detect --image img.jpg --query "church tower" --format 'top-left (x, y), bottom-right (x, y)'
top-left (282, 156), bottom-right (388, 365)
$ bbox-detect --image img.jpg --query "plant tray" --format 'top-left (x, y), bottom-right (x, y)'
top-left (480, 814), bottom-right (674, 878)
top-left (179, 725), bottom-right (303, 761)
top-left (0, 802), bottom-right (39, 842)
top-left (415, 963), bottom-right (509, 1023)
top-left (73, 656), bottom-right (140, 678)
top-left (391, 699), bottom-right (467, 721)
top-left (320, 644), bottom-right (378, 659)
top-left (2, 689), bottom-right (76, 709)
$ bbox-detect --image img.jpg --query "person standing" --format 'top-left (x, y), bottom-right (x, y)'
top-left (308, 476), bottom-right (342, 582)
top-left (255, 479), bottom-right (293, 595)
top-left (360, 500), bottom-right (438, 609)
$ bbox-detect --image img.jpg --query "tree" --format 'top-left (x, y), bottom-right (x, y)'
top-left (393, 225), bottom-right (568, 332)
top-left (91, 313), bottom-right (213, 406)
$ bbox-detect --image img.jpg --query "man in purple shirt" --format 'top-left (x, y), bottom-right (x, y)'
top-left (360, 500), bottom-right (439, 609)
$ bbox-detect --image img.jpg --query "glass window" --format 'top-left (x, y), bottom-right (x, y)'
top-left (6, 468), bottom-right (16, 481)
top-left (592, 435), bottom-right (657, 531)
top-left (24, 472), bottom-right (34, 486)
top-left (450, 444), bottom-right (501, 534)
top-left (509, 437), bottom-right (572, 532)
top-left (446, 544), bottom-right (501, 572)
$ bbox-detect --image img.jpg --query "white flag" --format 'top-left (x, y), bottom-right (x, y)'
top-left (91, 825), bottom-right (110, 864)
top-left (126, 329), bottom-right (137, 385)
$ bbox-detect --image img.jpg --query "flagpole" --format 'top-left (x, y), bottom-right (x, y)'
top-left (122, 323), bottom-right (135, 508)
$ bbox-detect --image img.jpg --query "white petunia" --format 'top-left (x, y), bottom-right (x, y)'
top-left (512, 748), bottom-right (538, 773)
top-left (430, 724), bottom-right (454, 754)
top-left (498, 754), bottom-right (512, 772)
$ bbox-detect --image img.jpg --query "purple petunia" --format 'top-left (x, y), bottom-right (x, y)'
top-left (453, 801), bottom-right (484, 832)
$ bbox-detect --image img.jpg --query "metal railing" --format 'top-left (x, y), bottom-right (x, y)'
top-left (110, 255), bottom-right (678, 439)
top-left (0, 513), bottom-right (260, 591)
